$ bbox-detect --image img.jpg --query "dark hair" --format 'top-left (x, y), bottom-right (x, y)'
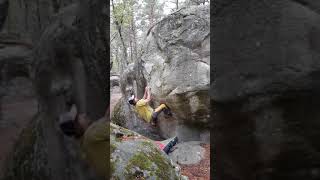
top-left (128, 99), bottom-right (135, 105)
top-left (128, 95), bottom-right (136, 105)
top-left (59, 113), bottom-right (83, 138)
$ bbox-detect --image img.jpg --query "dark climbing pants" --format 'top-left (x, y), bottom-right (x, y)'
top-left (151, 104), bottom-right (167, 123)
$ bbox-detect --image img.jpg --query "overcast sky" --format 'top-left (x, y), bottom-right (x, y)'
top-left (162, 0), bottom-right (187, 15)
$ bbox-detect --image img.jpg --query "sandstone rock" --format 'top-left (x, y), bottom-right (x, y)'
top-left (119, 5), bottom-right (210, 141)
top-left (181, 175), bottom-right (189, 180)
top-left (1, 0), bottom-right (108, 179)
top-left (213, 0), bottom-right (320, 179)
top-left (142, 5), bottom-right (210, 125)
top-left (168, 141), bottom-right (205, 165)
top-left (110, 75), bottom-right (120, 87)
top-left (110, 123), bottom-right (181, 180)
top-left (2, 0), bottom-right (75, 42)
top-left (0, 0), bottom-right (8, 31)
top-left (111, 97), bottom-right (163, 140)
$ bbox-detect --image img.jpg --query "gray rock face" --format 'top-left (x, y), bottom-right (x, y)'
top-left (119, 5), bottom-right (210, 141)
top-left (0, 36), bottom-right (33, 89)
top-left (168, 141), bottom-right (205, 165)
top-left (1, 1), bottom-right (108, 180)
top-left (142, 5), bottom-right (210, 125)
top-left (0, 34), bottom-right (37, 178)
top-left (0, 0), bottom-right (8, 30)
top-left (112, 97), bottom-right (163, 140)
top-left (110, 75), bottom-right (120, 87)
top-left (110, 123), bottom-right (181, 180)
top-left (2, 0), bottom-right (75, 42)
top-left (0, 76), bottom-right (38, 178)
top-left (213, 1), bottom-right (320, 179)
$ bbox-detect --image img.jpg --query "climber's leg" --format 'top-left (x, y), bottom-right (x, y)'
top-left (155, 103), bottom-right (172, 115)
top-left (151, 112), bottom-right (159, 126)
top-left (154, 104), bottom-right (167, 113)
top-left (151, 103), bottom-right (173, 126)
top-left (151, 104), bottom-right (166, 126)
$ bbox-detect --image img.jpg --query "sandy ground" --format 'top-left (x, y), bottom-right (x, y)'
top-left (180, 144), bottom-right (211, 180)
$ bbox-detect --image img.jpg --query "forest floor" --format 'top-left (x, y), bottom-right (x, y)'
top-left (180, 143), bottom-right (211, 180)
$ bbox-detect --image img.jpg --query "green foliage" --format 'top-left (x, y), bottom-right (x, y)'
top-left (112, 0), bottom-right (135, 28)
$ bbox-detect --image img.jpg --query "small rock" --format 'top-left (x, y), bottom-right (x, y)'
top-left (181, 175), bottom-right (189, 180)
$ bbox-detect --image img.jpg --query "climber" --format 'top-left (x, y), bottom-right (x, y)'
top-left (59, 104), bottom-right (109, 179)
top-left (128, 86), bottom-right (172, 126)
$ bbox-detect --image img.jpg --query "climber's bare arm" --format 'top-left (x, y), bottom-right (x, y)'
top-left (144, 87), bottom-right (152, 103)
top-left (143, 86), bottom-right (148, 99)
top-left (142, 87), bottom-right (147, 99)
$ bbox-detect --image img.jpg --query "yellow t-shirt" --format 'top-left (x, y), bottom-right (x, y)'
top-left (135, 99), bottom-right (154, 123)
top-left (81, 117), bottom-right (109, 179)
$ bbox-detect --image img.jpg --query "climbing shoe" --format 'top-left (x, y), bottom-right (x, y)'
top-left (163, 104), bottom-right (173, 116)
top-left (163, 106), bottom-right (172, 116)
top-left (151, 121), bottom-right (157, 127)
top-left (163, 136), bottom-right (179, 154)
top-left (151, 113), bottom-right (158, 126)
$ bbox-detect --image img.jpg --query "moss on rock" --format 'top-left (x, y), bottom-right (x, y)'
top-left (110, 123), bottom-right (180, 180)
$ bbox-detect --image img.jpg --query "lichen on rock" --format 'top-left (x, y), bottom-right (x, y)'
top-left (110, 123), bottom-right (181, 180)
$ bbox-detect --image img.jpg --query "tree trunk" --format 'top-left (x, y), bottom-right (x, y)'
top-left (131, 9), bottom-right (138, 62)
top-left (149, 0), bottom-right (155, 28)
top-left (111, 0), bottom-right (128, 73)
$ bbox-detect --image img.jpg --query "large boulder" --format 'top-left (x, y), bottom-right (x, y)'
top-left (142, 5), bottom-right (210, 125)
top-left (0, 33), bottom-right (37, 178)
top-left (168, 141), bottom-right (205, 165)
top-left (110, 123), bottom-right (181, 180)
top-left (120, 5), bottom-right (210, 141)
top-left (111, 97), bottom-right (163, 140)
top-left (110, 75), bottom-right (120, 87)
top-left (2, 0), bottom-right (75, 42)
top-left (213, 0), bottom-right (320, 179)
top-left (0, 35), bottom-right (33, 89)
top-left (1, 0), bottom-right (108, 179)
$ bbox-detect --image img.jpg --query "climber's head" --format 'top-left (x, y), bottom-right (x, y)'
top-left (59, 105), bottom-right (87, 139)
top-left (128, 94), bottom-right (137, 105)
